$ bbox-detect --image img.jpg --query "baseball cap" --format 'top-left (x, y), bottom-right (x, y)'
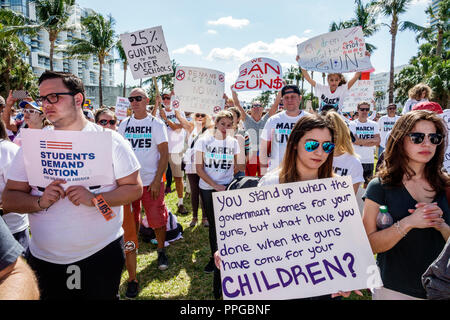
top-left (19, 100), bottom-right (42, 112)
top-left (412, 101), bottom-right (443, 114)
top-left (281, 85), bottom-right (301, 97)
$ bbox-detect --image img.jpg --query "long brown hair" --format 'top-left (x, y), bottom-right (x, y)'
top-left (378, 110), bottom-right (448, 193)
top-left (279, 114), bottom-right (335, 183)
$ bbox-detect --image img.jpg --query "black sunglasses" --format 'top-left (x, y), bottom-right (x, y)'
top-left (98, 119), bottom-right (117, 126)
top-left (128, 96), bottom-right (144, 103)
top-left (407, 132), bottom-right (443, 145)
top-left (358, 108), bottom-right (370, 112)
top-left (195, 113), bottom-right (206, 118)
top-left (37, 92), bottom-right (76, 105)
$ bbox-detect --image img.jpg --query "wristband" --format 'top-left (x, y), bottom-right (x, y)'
top-left (395, 221), bottom-right (407, 238)
top-left (92, 194), bottom-right (115, 221)
top-left (37, 197), bottom-right (47, 210)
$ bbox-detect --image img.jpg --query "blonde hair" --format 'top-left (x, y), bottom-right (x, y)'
top-left (325, 111), bottom-right (356, 156)
top-left (408, 83), bottom-right (432, 100)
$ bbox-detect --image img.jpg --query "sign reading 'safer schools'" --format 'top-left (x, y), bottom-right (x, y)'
top-left (21, 129), bottom-right (114, 188)
top-left (120, 26), bottom-right (172, 80)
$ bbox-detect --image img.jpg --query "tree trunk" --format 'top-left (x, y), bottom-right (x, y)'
top-left (436, 28), bottom-right (443, 57)
top-left (123, 62), bottom-right (127, 97)
top-left (49, 31), bottom-right (57, 71)
top-left (388, 17), bottom-right (398, 104)
top-left (99, 59), bottom-right (103, 107)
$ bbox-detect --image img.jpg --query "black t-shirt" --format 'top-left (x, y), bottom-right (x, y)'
top-left (0, 217), bottom-right (24, 271)
top-left (364, 178), bottom-right (450, 299)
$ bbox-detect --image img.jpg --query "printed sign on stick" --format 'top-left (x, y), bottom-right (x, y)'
top-left (173, 66), bottom-right (225, 115)
top-left (120, 26), bottom-right (172, 80)
top-left (233, 58), bottom-right (284, 92)
top-left (213, 176), bottom-right (382, 300)
top-left (115, 97), bottom-right (130, 121)
top-left (21, 129), bottom-right (114, 188)
top-left (297, 27), bottom-right (373, 73)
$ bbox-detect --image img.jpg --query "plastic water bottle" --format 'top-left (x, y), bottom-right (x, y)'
top-left (376, 205), bottom-right (393, 230)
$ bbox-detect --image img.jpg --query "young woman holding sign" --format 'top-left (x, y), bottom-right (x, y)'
top-left (195, 110), bottom-right (241, 274)
top-left (363, 110), bottom-right (450, 300)
top-left (215, 114), bottom-right (363, 299)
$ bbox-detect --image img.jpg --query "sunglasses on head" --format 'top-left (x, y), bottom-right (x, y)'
top-left (98, 119), bottom-right (117, 126)
top-left (128, 96), bottom-right (144, 103)
top-left (304, 141), bottom-right (335, 154)
top-left (407, 132), bottom-right (443, 145)
top-left (195, 113), bottom-right (206, 118)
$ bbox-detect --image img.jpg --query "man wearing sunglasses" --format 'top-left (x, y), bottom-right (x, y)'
top-left (378, 103), bottom-right (400, 158)
top-left (349, 102), bottom-right (380, 187)
top-left (2, 71), bottom-right (143, 300)
top-left (230, 87), bottom-right (281, 177)
top-left (119, 88), bottom-right (171, 272)
top-left (153, 92), bottom-right (188, 215)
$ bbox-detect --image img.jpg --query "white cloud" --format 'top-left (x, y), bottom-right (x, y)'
top-left (411, 0), bottom-right (431, 5)
top-left (206, 35), bottom-right (308, 62)
top-left (207, 16), bottom-right (250, 29)
top-left (304, 29), bottom-right (312, 34)
top-left (172, 44), bottom-right (203, 55)
top-left (207, 29), bottom-right (217, 35)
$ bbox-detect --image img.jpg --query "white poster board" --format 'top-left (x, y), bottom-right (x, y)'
top-left (172, 66), bottom-right (225, 115)
top-left (213, 176), bottom-right (382, 300)
top-left (120, 26), bottom-right (172, 80)
top-left (440, 109), bottom-right (450, 172)
top-left (342, 80), bottom-right (374, 112)
top-left (297, 27), bottom-right (373, 73)
top-left (233, 57), bottom-right (283, 92)
top-left (115, 97), bottom-right (130, 121)
top-left (21, 129), bottom-right (114, 188)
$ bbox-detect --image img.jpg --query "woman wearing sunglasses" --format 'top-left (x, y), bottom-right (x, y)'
top-left (95, 108), bottom-right (118, 131)
top-left (11, 101), bottom-right (51, 146)
top-left (363, 110), bottom-right (449, 300)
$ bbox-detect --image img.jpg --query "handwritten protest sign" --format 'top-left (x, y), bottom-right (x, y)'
top-left (232, 58), bottom-right (283, 92)
top-left (297, 27), bottom-right (373, 73)
top-left (440, 110), bottom-right (450, 172)
top-left (120, 26), bottom-right (172, 80)
top-left (115, 97), bottom-right (130, 121)
top-left (173, 66), bottom-right (225, 115)
top-left (21, 129), bottom-right (114, 188)
top-left (342, 80), bottom-right (374, 112)
top-left (213, 176), bottom-right (382, 300)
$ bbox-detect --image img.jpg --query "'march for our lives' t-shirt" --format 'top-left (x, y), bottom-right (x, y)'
top-left (349, 119), bottom-right (379, 164)
top-left (118, 114), bottom-right (168, 186)
top-left (195, 134), bottom-right (240, 190)
top-left (261, 110), bottom-right (309, 172)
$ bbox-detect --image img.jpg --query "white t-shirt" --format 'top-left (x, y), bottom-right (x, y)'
top-left (194, 134), bottom-right (240, 190)
top-left (314, 83), bottom-right (350, 113)
top-left (118, 114), bottom-right (168, 186)
top-left (378, 115), bottom-right (400, 148)
top-left (0, 140), bottom-right (29, 234)
top-left (258, 168), bottom-right (281, 187)
top-left (184, 127), bottom-right (208, 174)
top-left (157, 108), bottom-right (186, 154)
top-left (349, 119), bottom-right (380, 164)
top-left (402, 98), bottom-right (428, 115)
top-left (440, 109), bottom-right (450, 172)
top-left (7, 122), bottom-right (141, 264)
top-left (333, 153), bottom-right (364, 186)
top-left (260, 110), bottom-right (309, 172)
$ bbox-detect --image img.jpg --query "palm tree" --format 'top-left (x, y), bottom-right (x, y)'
top-left (329, 0), bottom-right (380, 53)
top-left (370, 0), bottom-right (418, 103)
top-left (35, 0), bottom-right (75, 71)
top-left (67, 13), bottom-right (116, 106)
top-left (115, 40), bottom-right (128, 97)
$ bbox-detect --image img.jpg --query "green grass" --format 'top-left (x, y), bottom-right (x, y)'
top-left (118, 182), bottom-right (372, 300)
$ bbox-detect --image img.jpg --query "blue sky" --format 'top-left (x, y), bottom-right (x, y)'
top-left (76, 0), bottom-right (432, 102)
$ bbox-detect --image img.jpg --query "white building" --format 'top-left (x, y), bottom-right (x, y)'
top-left (1, 1), bottom-right (115, 92)
top-left (371, 64), bottom-right (408, 111)
top-left (430, 0), bottom-right (442, 28)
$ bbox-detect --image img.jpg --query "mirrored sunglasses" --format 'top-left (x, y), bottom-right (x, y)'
top-left (304, 141), bottom-right (335, 154)
top-left (98, 119), bottom-right (117, 126)
top-left (407, 132), bottom-right (443, 145)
